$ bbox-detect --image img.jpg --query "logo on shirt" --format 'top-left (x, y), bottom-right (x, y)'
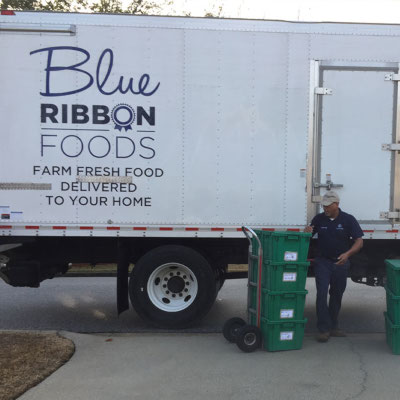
top-left (337, 224), bottom-right (344, 230)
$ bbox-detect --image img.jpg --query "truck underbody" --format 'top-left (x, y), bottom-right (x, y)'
top-left (0, 237), bottom-right (392, 327)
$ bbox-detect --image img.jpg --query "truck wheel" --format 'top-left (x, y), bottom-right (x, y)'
top-left (236, 325), bottom-right (262, 353)
top-left (215, 266), bottom-right (226, 292)
top-left (223, 317), bottom-right (246, 343)
top-left (129, 245), bottom-right (217, 328)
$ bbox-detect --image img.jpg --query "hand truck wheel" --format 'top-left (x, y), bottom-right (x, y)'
top-left (236, 324), bottom-right (262, 353)
top-left (222, 317), bottom-right (246, 343)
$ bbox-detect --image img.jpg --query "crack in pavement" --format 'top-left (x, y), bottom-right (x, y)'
top-left (344, 337), bottom-right (368, 400)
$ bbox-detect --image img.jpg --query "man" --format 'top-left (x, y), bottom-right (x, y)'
top-left (304, 191), bottom-right (363, 342)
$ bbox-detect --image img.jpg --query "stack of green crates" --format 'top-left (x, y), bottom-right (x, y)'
top-left (248, 230), bottom-right (311, 351)
top-left (384, 260), bottom-right (400, 354)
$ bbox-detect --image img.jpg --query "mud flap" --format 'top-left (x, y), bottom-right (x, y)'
top-left (117, 240), bottom-right (130, 315)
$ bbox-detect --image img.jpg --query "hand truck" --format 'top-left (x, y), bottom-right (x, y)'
top-left (222, 226), bottom-right (264, 352)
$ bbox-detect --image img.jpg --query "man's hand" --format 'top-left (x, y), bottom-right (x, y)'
top-left (335, 238), bottom-right (363, 265)
top-left (304, 225), bottom-right (313, 233)
top-left (335, 252), bottom-right (349, 265)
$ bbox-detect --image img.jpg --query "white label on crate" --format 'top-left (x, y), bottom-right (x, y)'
top-left (280, 331), bottom-right (294, 341)
top-left (280, 309), bottom-right (294, 319)
top-left (283, 272), bottom-right (297, 282)
top-left (284, 251), bottom-right (298, 261)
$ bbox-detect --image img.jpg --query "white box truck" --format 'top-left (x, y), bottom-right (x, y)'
top-left (1, 10), bottom-right (399, 327)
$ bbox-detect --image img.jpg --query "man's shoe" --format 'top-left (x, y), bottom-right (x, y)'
top-left (316, 332), bottom-right (330, 342)
top-left (331, 329), bottom-right (347, 337)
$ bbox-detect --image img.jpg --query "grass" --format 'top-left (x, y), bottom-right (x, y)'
top-left (0, 332), bottom-right (75, 400)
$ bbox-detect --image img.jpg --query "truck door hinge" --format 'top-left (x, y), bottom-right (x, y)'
top-left (384, 73), bottom-right (400, 81)
top-left (314, 87), bottom-right (333, 95)
top-left (382, 143), bottom-right (400, 151)
top-left (380, 211), bottom-right (400, 220)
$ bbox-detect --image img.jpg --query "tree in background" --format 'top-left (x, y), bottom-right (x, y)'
top-left (0, 0), bottom-right (82, 11)
top-left (0, 0), bottom-right (227, 17)
top-left (90, 0), bottom-right (170, 14)
top-left (204, 4), bottom-right (225, 18)
top-left (0, 0), bottom-right (172, 14)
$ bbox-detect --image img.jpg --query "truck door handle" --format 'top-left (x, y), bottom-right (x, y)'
top-left (314, 174), bottom-right (343, 191)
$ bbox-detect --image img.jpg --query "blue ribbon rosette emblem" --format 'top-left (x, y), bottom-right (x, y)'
top-left (111, 104), bottom-right (135, 131)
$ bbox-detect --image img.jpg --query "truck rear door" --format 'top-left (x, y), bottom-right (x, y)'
top-left (310, 61), bottom-right (400, 224)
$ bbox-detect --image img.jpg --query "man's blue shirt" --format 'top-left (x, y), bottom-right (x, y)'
top-left (311, 209), bottom-right (363, 260)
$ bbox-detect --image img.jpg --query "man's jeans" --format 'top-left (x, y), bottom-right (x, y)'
top-left (314, 257), bottom-right (350, 333)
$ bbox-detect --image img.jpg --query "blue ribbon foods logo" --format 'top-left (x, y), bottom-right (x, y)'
top-left (111, 104), bottom-right (136, 131)
top-left (32, 46), bottom-right (158, 160)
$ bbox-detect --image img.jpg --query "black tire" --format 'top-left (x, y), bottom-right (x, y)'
top-left (129, 245), bottom-right (217, 329)
top-left (223, 317), bottom-right (246, 343)
top-left (215, 266), bottom-right (226, 292)
top-left (236, 325), bottom-right (262, 353)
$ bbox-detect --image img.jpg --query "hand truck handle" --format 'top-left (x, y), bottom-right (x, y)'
top-left (242, 226), bottom-right (263, 329)
top-left (242, 226), bottom-right (261, 248)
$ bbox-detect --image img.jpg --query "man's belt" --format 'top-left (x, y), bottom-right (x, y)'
top-left (322, 256), bottom-right (338, 262)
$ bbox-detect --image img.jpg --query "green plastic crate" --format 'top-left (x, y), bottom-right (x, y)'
top-left (249, 310), bottom-right (257, 327)
top-left (261, 289), bottom-right (307, 321)
top-left (253, 230), bottom-right (311, 263)
top-left (261, 318), bottom-right (307, 351)
top-left (384, 312), bottom-right (400, 355)
top-left (385, 260), bottom-right (400, 296)
top-left (263, 261), bottom-right (309, 291)
top-left (385, 286), bottom-right (400, 324)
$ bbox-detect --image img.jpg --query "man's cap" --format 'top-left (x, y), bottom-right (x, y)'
top-left (321, 191), bottom-right (340, 206)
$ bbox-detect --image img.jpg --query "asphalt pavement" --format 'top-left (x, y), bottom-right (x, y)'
top-left (0, 278), bottom-right (387, 333)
